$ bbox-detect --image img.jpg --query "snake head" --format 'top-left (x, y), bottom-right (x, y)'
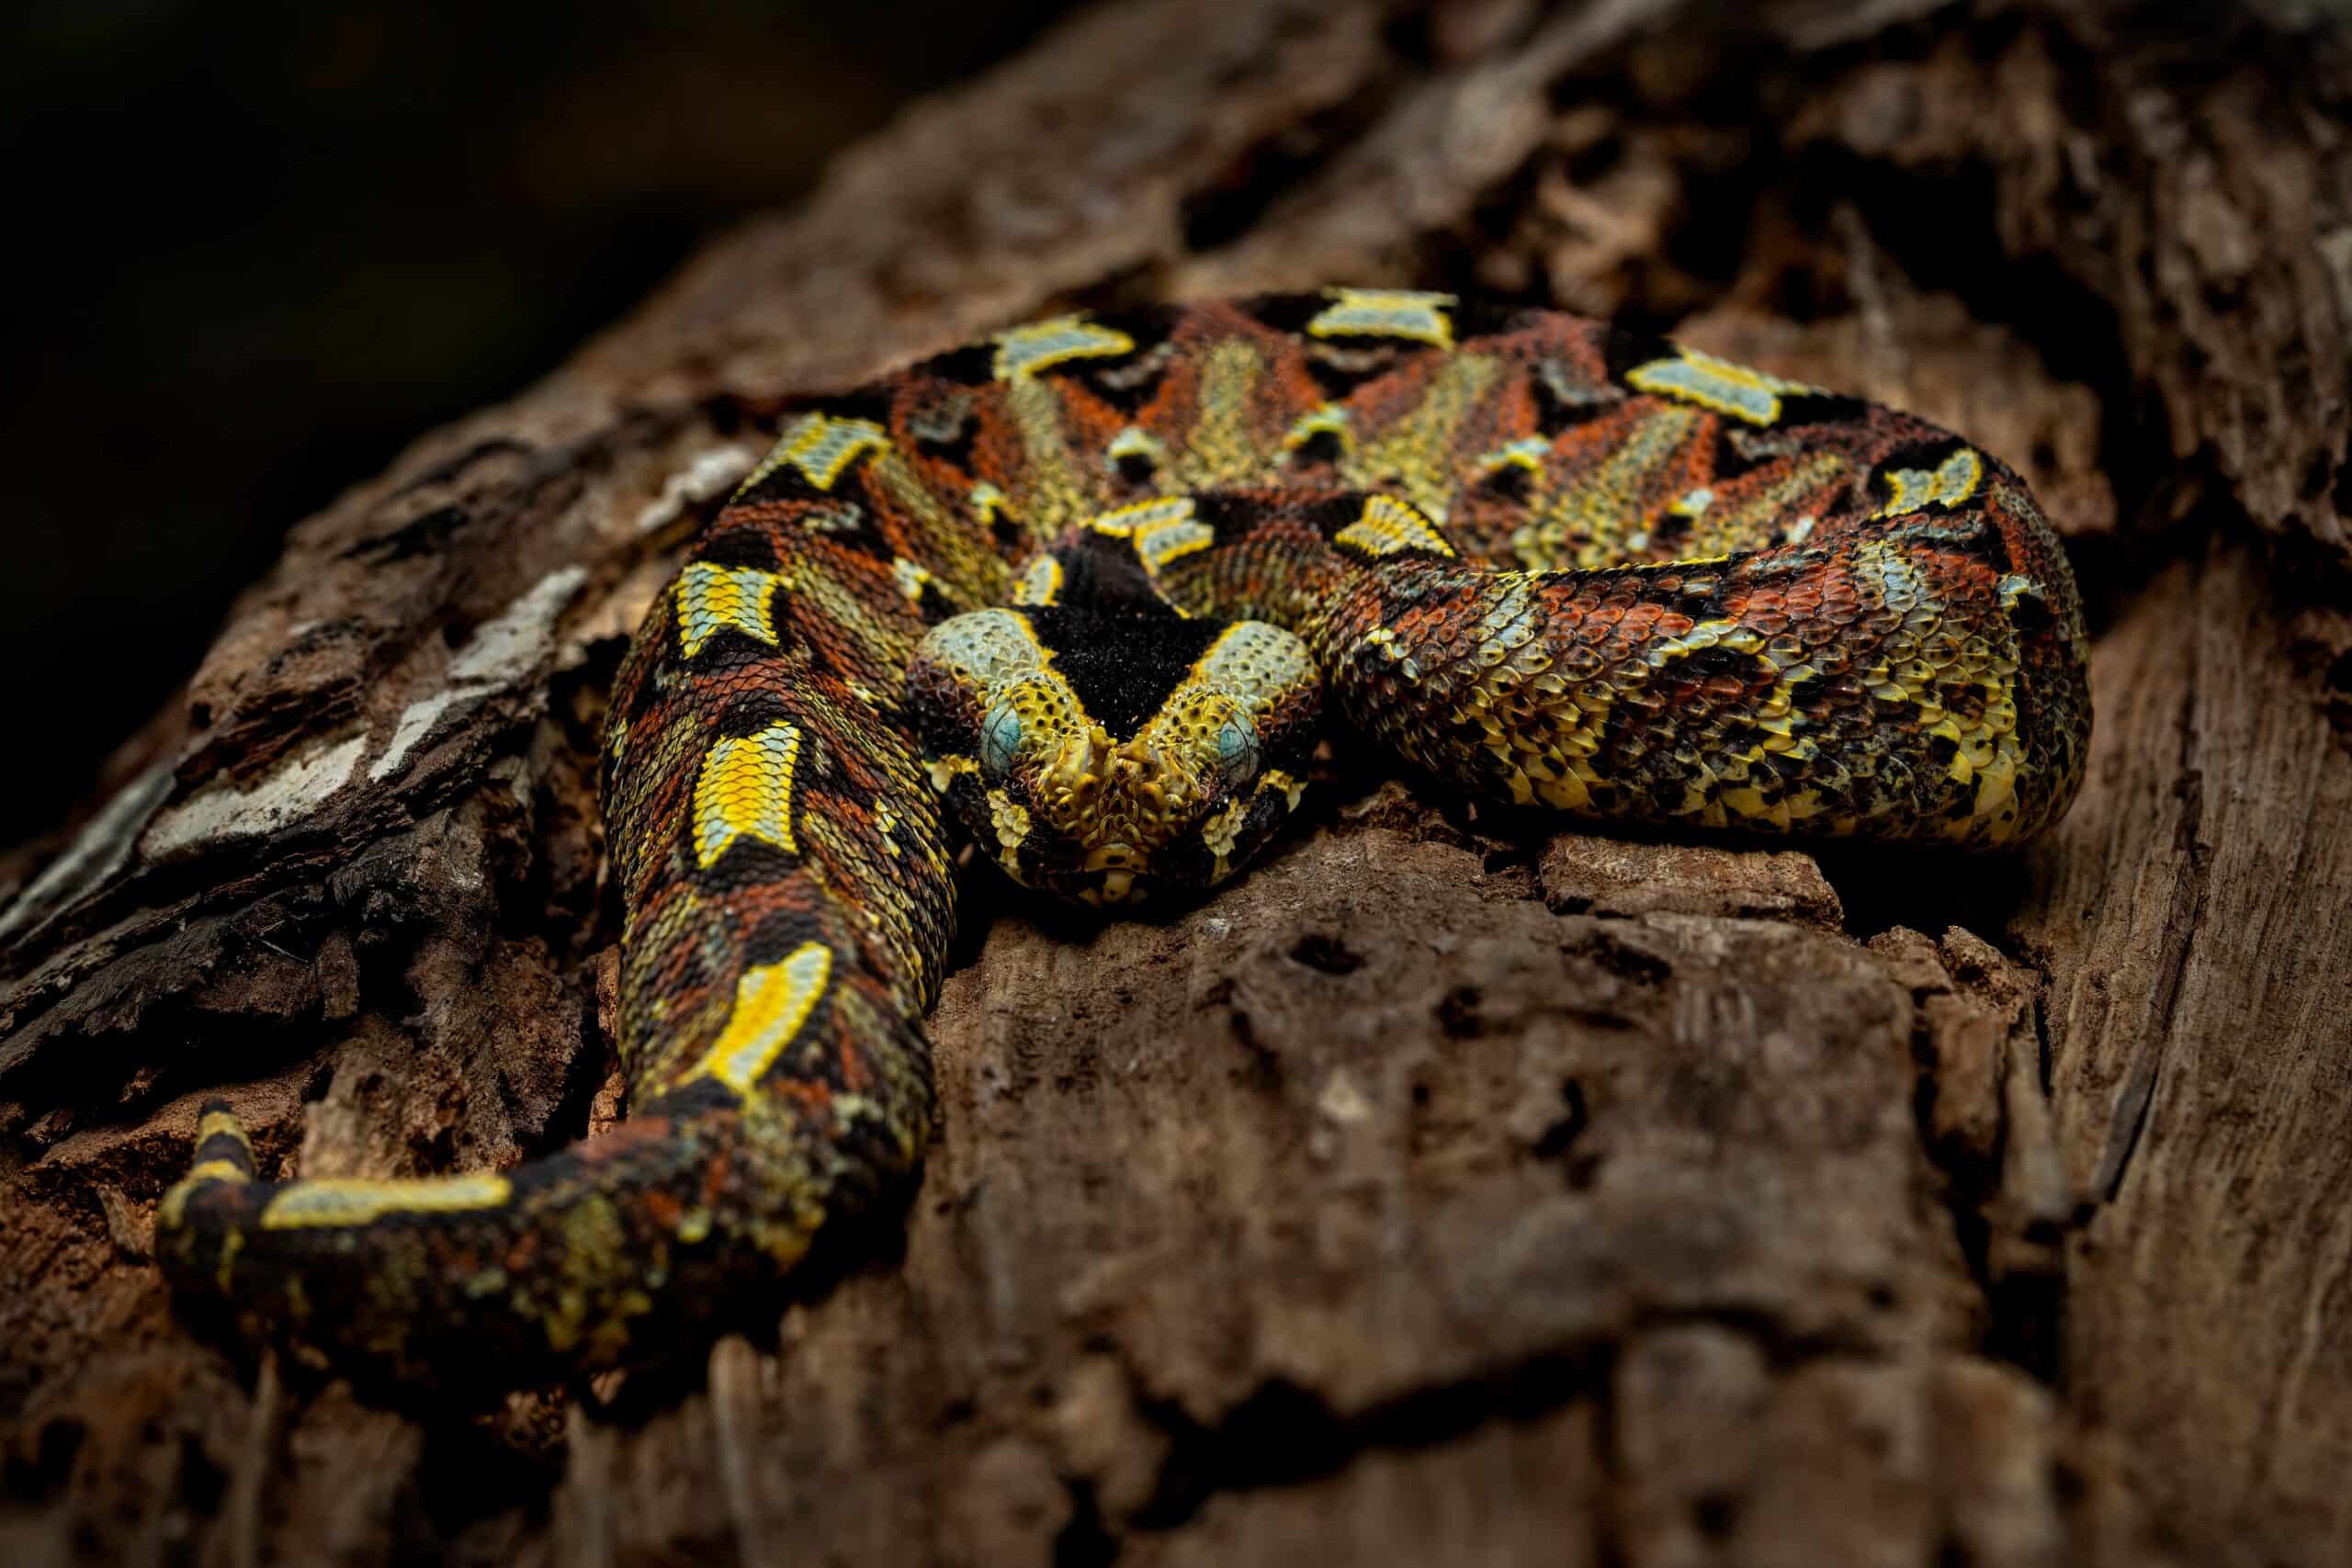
top-left (909, 606), bottom-right (1319, 906)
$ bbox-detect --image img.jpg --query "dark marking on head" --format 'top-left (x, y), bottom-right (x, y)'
top-left (914, 341), bottom-right (998, 387)
top-left (1480, 463), bottom-right (1536, 507)
top-left (1023, 607), bottom-right (1224, 740)
top-left (903, 389), bottom-right (978, 473)
top-left (1530, 357), bottom-right (1625, 436)
top-left (1301, 342), bottom-right (1413, 403)
top-left (1077, 335), bottom-right (1179, 413)
top-left (1287, 426), bottom-right (1348, 466)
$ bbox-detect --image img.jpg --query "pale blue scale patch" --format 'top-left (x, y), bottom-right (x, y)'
top-left (1624, 350), bottom-right (1815, 426)
top-left (1215, 715), bottom-right (1257, 781)
top-left (991, 316), bottom-right (1136, 380)
top-left (1306, 288), bottom-right (1458, 348)
top-left (979, 705), bottom-right (1023, 779)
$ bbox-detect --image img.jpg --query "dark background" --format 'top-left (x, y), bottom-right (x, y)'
top-left (1, 0), bottom-right (1081, 834)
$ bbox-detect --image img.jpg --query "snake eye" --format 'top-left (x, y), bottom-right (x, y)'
top-left (1214, 714), bottom-right (1258, 784)
top-left (978, 703), bottom-right (1023, 780)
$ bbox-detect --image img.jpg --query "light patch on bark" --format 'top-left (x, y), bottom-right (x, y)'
top-left (369, 566), bottom-right (588, 781)
top-left (141, 735), bottom-right (368, 859)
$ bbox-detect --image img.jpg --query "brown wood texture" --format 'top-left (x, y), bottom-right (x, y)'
top-left (6, 2), bottom-right (2350, 1563)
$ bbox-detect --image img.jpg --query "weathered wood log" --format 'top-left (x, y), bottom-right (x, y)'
top-left (5, 2), bottom-right (2349, 1562)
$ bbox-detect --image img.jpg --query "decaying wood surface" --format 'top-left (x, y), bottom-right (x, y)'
top-left (6, 1), bottom-right (2350, 1562)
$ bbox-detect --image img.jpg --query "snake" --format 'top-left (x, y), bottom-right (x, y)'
top-left (154, 291), bottom-right (2091, 1384)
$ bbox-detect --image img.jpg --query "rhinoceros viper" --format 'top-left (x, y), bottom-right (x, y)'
top-left (157, 291), bottom-right (2089, 1383)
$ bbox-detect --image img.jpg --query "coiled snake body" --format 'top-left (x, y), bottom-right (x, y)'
top-left (158, 292), bottom-right (2090, 1382)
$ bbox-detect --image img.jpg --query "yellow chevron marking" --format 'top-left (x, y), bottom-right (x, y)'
top-left (691, 942), bottom-right (833, 1094)
top-left (1876, 447), bottom-right (1984, 516)
top-left (1625, 348), bottom-right (1817, 426)
top-left (992, 316), bottom-right (1136, 380)
top-left (1260, 768), bottom-right (1307, 811)
top-left (1478, 436), bottom-right (1553, 476)
top-left (1282, 403), bottom-right (1354, 455)
top-left (1135, 518), bottom-right (1216, 572)
top-left (1307, 288), bottom-right (1456, 348)
top-left (1012, 555), bottom-right (1063, 606)
top-left (260, 1173), bottom-right (513, 1230)
top-left (892, 558), bottom-right (938, 603)
top-left (1191, 621), bottom-right (1315, 715)
top-left (694, 722), bottom-right (802, 868)
top-left (968, 481), bottom-right (1013, 528)
top-left (742, 412), bottom-right (891, 492)
top-left (1087, 495), bottom-right (1197, 538)
top-left (1106, 426), bottom-right (1166, 470)
top-left (674, 561), bottom-right (785, 659)
top-left (196, 1110), bottom-right (252, 1151)
top-left (159, 1157), bottom-right (256, 1230)
top-left (1333, 494), bottom-right (1456, 559)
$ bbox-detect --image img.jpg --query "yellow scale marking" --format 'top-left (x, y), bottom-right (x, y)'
top-left (992, 316), bottom-right (1136, 380)
top-left (1088, 495), bottom-right (1197, 537)
top-left (688, 942), bottom-right (833, 1095)
top-left (1333, 494), bottom-right (1456, 559)
top-left (892, 558), bottom-right (939, 603)
top-left (674, 561), bottom-right (785, 659)
top-left (1307, 288), bottom-right (1457, 347)
top-left (968, 481), bottom-right (1013, 527)
top-left (1479, 436), bottom-right (1553, 475)
top-left (1012, 555), bottom-right (1063, 606)
top-left (694, 721), bottom-right (803, 867)
top-left (743, 412), bottom-right (892, 493)
top-left (1106, 426), bottom-right (1166, 469)
top-left (1876, 447), bottom-right (1984, 515)
top-left (1625, 348), bottom-right (1817, 426)
top-left (1283, 403), bottom-right (1353, 455)
top-left (197, 1109), bottom-right (252, 1150)
top-left (1172, 339), bottom-right (1272, 491)
top-left (261, 1173), bottom-right (514, 1230)
top-left (1341, 351), bottom-right (1498, 521)
top-left (1135, 518), bottom-right (1216, 572)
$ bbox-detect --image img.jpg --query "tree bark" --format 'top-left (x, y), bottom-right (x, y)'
top-left (6, 2), bottom-right (2350, 1563)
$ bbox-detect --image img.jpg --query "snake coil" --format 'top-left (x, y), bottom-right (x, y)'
top-left (158, 292), bottom-right (2089, 1382)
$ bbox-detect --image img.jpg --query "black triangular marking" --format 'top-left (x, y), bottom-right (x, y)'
top-left (1024, 606), bottom-right (1224, 741)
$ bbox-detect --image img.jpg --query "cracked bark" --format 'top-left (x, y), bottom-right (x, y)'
top-left (6, 2), bottom-right (2350, 1563)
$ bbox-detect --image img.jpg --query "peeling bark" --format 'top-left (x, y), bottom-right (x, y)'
top-left (6, 2), bottom-right (2350, 1563)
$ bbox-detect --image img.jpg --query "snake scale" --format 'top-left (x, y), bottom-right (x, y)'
top-left (156, 291), bottom-right (2090, 1384)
